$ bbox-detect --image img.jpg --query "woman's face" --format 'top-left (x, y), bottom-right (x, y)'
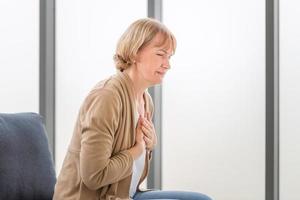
top-left (135, 33), bottom-right (174, 86)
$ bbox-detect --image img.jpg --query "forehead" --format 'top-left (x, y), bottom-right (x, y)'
top-left (149, 33), bottom-right (174, 54)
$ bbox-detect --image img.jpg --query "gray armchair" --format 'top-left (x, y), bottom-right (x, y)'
top-left (0, 113), bottom-right (56, 200)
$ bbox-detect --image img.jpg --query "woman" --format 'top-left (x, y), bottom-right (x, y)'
top-left (53, 18), bottom-right (212, 200)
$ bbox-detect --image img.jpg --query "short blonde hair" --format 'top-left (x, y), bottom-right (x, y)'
top-left (113, 18), bottom-right (177, 71)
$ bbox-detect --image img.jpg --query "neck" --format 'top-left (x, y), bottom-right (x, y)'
top-left (123, 66), bottom-right (149, 102)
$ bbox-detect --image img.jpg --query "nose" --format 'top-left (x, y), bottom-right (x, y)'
top-left (163, 59), bottom-right (171, 69)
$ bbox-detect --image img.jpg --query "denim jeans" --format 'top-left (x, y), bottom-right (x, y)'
top-left (133, 190), bottom-right (212, 200)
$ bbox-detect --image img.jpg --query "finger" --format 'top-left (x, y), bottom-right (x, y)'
top-left (142, 118), bottom-right (153, 129)
top-left (142, 129), bottom-right (153, 142)
top-left (143, 133), bottom-right (153, 142)
top-left (142, 120), bottom-right (151, 129)
top-left (143, 132), bottom-right (152, 141)
top-left (142, 124), bottom-right (155, 140)
top-left (142, 126), bottom-right (154, 139)
top-left (143, 136), bottom-right (153, 150)
top-left (142, 117), bottom-right (153, 129)
top-left (142, 126), bottom-right (152, 137)
top-left (143, 135), bottom-right (152, 145)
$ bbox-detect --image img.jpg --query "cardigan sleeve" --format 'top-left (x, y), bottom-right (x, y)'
top-left (79, 89), bottom-right (134, 190)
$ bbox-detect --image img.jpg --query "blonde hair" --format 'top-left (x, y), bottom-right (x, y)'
top-left (113, 18), bottom-right (177, 71)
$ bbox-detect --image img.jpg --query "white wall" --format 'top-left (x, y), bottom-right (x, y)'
top-left (0, 0), bottom-right (39, 113)
top-left (280, 0), bottom-right (300, 199)
top-left (162, 1), bottom-right (265, 199)
top-left (1, 2), bottom-right (299, 199)
top-left (55, 0), bottom-right (147, 175)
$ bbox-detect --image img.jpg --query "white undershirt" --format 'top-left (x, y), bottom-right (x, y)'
top-left (129, 111), bottom-right (146, 198)
top-left (129, 149), bottom-right (146, 197)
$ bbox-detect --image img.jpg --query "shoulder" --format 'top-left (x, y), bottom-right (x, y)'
top-left (84, 74), bottom-right (124, 106)
top-left (79, 79), bottom-right (123, 122)
top-left (84, 88), bottom-right (120, 113)
top-left (78, 87), bottom-right (122, 134)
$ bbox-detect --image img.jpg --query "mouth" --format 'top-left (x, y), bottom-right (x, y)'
top-left (156, 71), bottom-right (166, 76)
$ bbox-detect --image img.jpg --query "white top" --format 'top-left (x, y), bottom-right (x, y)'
top-left (129, 111), bottom-right (146, 198)
top-left (129, 149), bottom-right (146, 198)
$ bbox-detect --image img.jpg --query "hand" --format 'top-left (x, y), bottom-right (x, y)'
top-left (141, 112), bottom-right (157, 151)
top-left (135, 115), bottom-right (146, 149)
top-left (128, 116), bottom-right (146, 160)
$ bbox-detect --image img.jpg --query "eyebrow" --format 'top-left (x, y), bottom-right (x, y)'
top-left (158, 49), bottom-right (173, 56)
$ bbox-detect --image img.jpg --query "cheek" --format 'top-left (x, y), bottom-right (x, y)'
top-left (142, 59), bottom-right (159, 73)
top-left (143, 67), bottom-right (155, 78)
top-left (139, 56), bottom-right (162, 79)
top-left (141, 66), bottom-right (157, 81)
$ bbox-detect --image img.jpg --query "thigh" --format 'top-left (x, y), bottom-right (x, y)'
top-left (133, 190), bottom-right (212, 200)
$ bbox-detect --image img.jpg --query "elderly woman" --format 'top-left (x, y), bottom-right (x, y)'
top-left (53, 18), bottom-right (212, 200)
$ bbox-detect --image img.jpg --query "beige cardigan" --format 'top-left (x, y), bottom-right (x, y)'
top-left (53, 71), bottom-right (154, 200)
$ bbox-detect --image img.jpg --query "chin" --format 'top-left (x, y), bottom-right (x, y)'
top-left (153, 73), bottom-right (165, 84)
top-left (153, 78), bottom-right (163, 85)
top-left (147, 79), bottom-right (161, 87)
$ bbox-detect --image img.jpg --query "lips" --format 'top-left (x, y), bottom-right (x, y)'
top-left (156, 71), bottom-right (166, 76)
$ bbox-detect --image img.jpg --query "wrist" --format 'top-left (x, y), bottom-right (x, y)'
top-left (128, 143), bottom-right (144, 160)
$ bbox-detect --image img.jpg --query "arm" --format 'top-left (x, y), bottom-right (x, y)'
top-left (79, 90), bottom-right (134, 190)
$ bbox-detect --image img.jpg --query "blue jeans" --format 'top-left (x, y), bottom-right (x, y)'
top-left (133, 190), bottom-right (212, 200)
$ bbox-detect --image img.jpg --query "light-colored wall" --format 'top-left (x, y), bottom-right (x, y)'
top-left (55, 0), bottom-right (146, 178)
top-left (0, 0), bottom-right (39, 112)
top-left (280, 0), bottom-right (300, 199)
top-left (2, 1), bottom-right (300, 199)
top-left (162, 1), bottom-right (265, 200)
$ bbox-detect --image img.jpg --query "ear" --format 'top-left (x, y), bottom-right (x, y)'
top-left (134, 51), bottom-right (142, 63)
